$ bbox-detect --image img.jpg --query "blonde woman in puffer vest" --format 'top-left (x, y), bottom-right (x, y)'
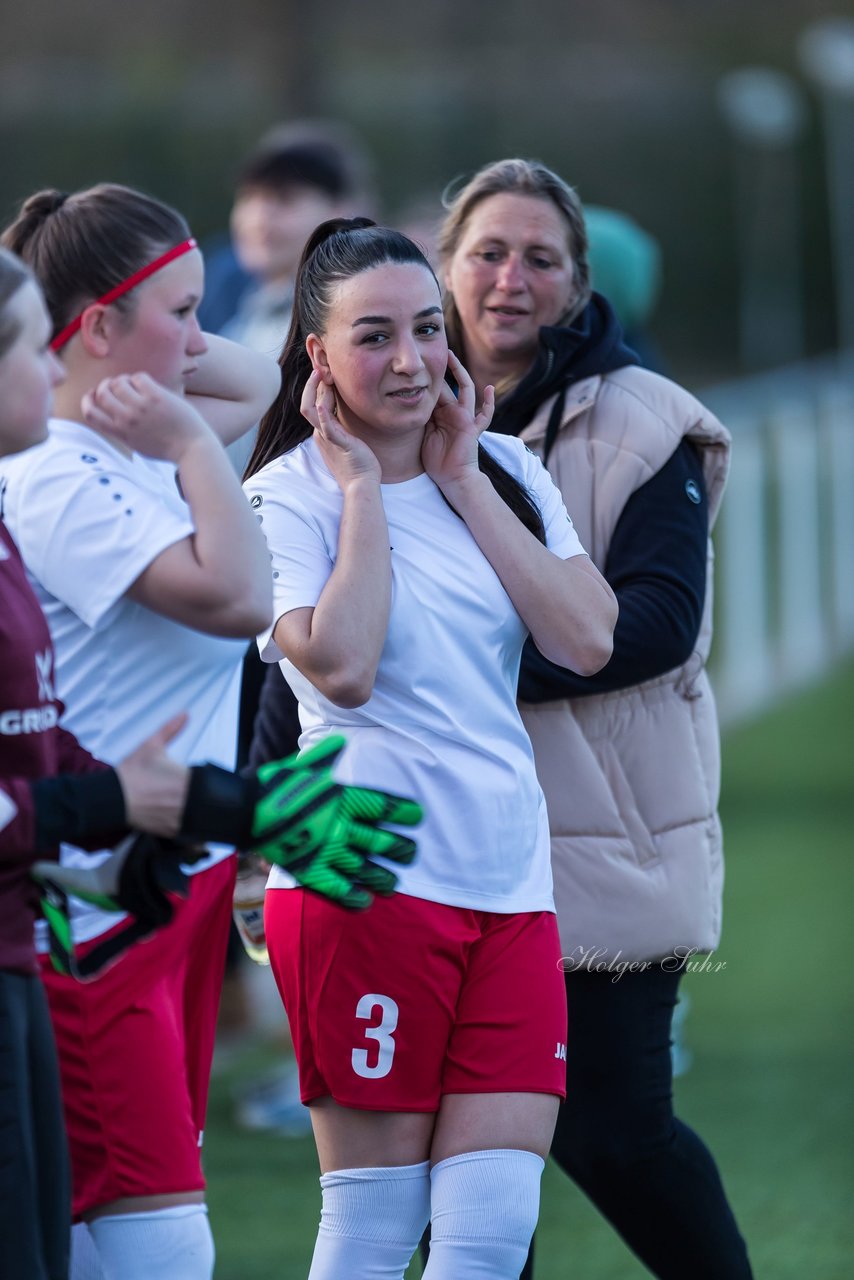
top-left (438, 160), bottom-right (753, 1280)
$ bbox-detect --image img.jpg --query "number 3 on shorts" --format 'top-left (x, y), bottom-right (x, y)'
top-left (351, 993), bottom-right (399, 1079)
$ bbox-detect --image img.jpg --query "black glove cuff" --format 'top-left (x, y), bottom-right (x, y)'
top-left (117, 835), bottom-right (180, 929)
top-left (32, 768), bottom-right (127, 853)
top-left (181, 763), bottom-right (259, 849)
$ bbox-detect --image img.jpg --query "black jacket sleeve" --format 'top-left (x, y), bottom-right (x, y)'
top-left (518, 439), bottom-right (708, 702)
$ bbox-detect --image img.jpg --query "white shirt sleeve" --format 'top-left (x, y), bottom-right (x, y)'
top-left (12, 447), bottom-right (194, 629)
top-left (480, 432), bottom-right (587, 560)
top-left (246, 483), bottom-right (335, 661)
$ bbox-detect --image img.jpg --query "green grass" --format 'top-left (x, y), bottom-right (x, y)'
top-left (204, 660), bottom-right (854, 1279)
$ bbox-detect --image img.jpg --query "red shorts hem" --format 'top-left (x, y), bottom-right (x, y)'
top-left (304, 1093), bottom-right (439, 1113)
top-left (72, 1176), bottom-right (207, 1223)
top-left (440, 1084), bottom-right (567, 1099)
top-left (303, 1082), bottom-right (565, 1112)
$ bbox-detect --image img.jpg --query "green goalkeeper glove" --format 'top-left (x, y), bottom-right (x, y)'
top-left (250, 735), bottom-right (422, 909)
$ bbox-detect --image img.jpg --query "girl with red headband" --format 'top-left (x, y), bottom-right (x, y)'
top-left (0, 184), bottom-right (280, 1280)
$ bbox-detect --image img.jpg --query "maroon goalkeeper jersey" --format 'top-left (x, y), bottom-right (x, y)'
top-left (0, 519), bottom-right (103, 972)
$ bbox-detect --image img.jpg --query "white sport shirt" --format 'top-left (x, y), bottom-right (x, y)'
top-left (1, 418), bottom-right (245, 943)
top-left (245, 431), bottom-right (586, 914)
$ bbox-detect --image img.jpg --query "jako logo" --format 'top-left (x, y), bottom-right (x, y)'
top-left (554, 1042), bottom-right (567, 1061)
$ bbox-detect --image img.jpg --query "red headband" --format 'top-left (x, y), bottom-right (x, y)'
top-left (50, 237), bottom-right (198, 352)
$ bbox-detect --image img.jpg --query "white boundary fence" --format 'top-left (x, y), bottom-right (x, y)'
top-left (704, 352), bottom-right (854, 725)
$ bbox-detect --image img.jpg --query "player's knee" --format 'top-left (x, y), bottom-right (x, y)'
top-left (424, 1149), bottom-right (544, 1278)
top-left (88, 1204), bottom-right (214, 1280)
top-left (318, 1160), bottom-right (432, 1245)
top-left (307, 1161), bottom-right (431, 1278)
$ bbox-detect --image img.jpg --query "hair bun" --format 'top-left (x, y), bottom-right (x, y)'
top-left (0, 189), bottom-right (70, 257)
top-left (22, 189), bottom-right (70, 220)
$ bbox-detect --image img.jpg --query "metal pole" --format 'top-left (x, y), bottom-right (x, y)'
top-left (798, 18), bottom-right (854, 353)
top-left (718, 68), bottom-right (808, 370)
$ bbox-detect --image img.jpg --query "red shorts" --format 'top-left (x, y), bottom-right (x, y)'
top-left (40, 857), bottom-right (235, 1220)
top-left (265, 889), bottom-right (567, 1111)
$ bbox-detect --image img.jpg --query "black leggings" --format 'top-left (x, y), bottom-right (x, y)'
top-left (0, 969), bottom-right (71, 1280)
top-left (535, 964), bottom-right (753, 1279)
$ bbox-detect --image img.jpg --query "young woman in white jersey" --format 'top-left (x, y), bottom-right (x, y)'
top-left (243, 218), bottom-right (618, 1280)
top-left (0, 184), bottom-right (284, 1280)
top-left (1, 219), bottom-right (424, 1280)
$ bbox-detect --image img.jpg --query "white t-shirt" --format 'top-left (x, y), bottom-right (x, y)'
top-left (245, 431), bottom-right (586, 913)
top-left (1, 418), bottom-right (246, 943)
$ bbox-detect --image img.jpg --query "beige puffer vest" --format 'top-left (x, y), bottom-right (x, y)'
top-left (518, 364), bottom-right (731, 964)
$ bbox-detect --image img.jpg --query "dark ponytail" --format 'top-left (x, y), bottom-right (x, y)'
top-left (474, 443), bottom-right (544, 542)
top-left (1, 184), bottom-right (190, 345)
top-left (244, 217), bottom-right (545, 543)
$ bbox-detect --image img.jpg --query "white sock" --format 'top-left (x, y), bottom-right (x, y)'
top-left (308, 1161), bottom-right (431, 1279)
top-left (88, 1204), bottom-right (215, 1280)
top-left (423, 1149), bottom-right (545, 1279)
top-left (70, 1223), bottom-right (105, 1279)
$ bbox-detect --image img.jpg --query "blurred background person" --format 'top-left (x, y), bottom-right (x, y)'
top-left (584, 204), bottom-right (666, 374)
top-left (200, 119), bottom-right (376, 344)
top-left (201, 119), bottom-right (377, 475)
top-left (437, 157), bottom-right (752, 1280)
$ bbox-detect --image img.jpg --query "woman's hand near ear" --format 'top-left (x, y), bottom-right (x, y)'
top-left (82, 373), bottom-right (212, 463)
top-left (300, 370), bottom-right (381, 490)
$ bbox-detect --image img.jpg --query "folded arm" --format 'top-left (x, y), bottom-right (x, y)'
top-left (185, 333), bottom-right (281, 446)
top-left (518, 440), bottom-right (708, 701)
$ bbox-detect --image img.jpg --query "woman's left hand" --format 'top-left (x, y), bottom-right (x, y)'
top-left (82, 373), bottom-right (211, 464)
top-left (421, 351), bottom-right (495, 493)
